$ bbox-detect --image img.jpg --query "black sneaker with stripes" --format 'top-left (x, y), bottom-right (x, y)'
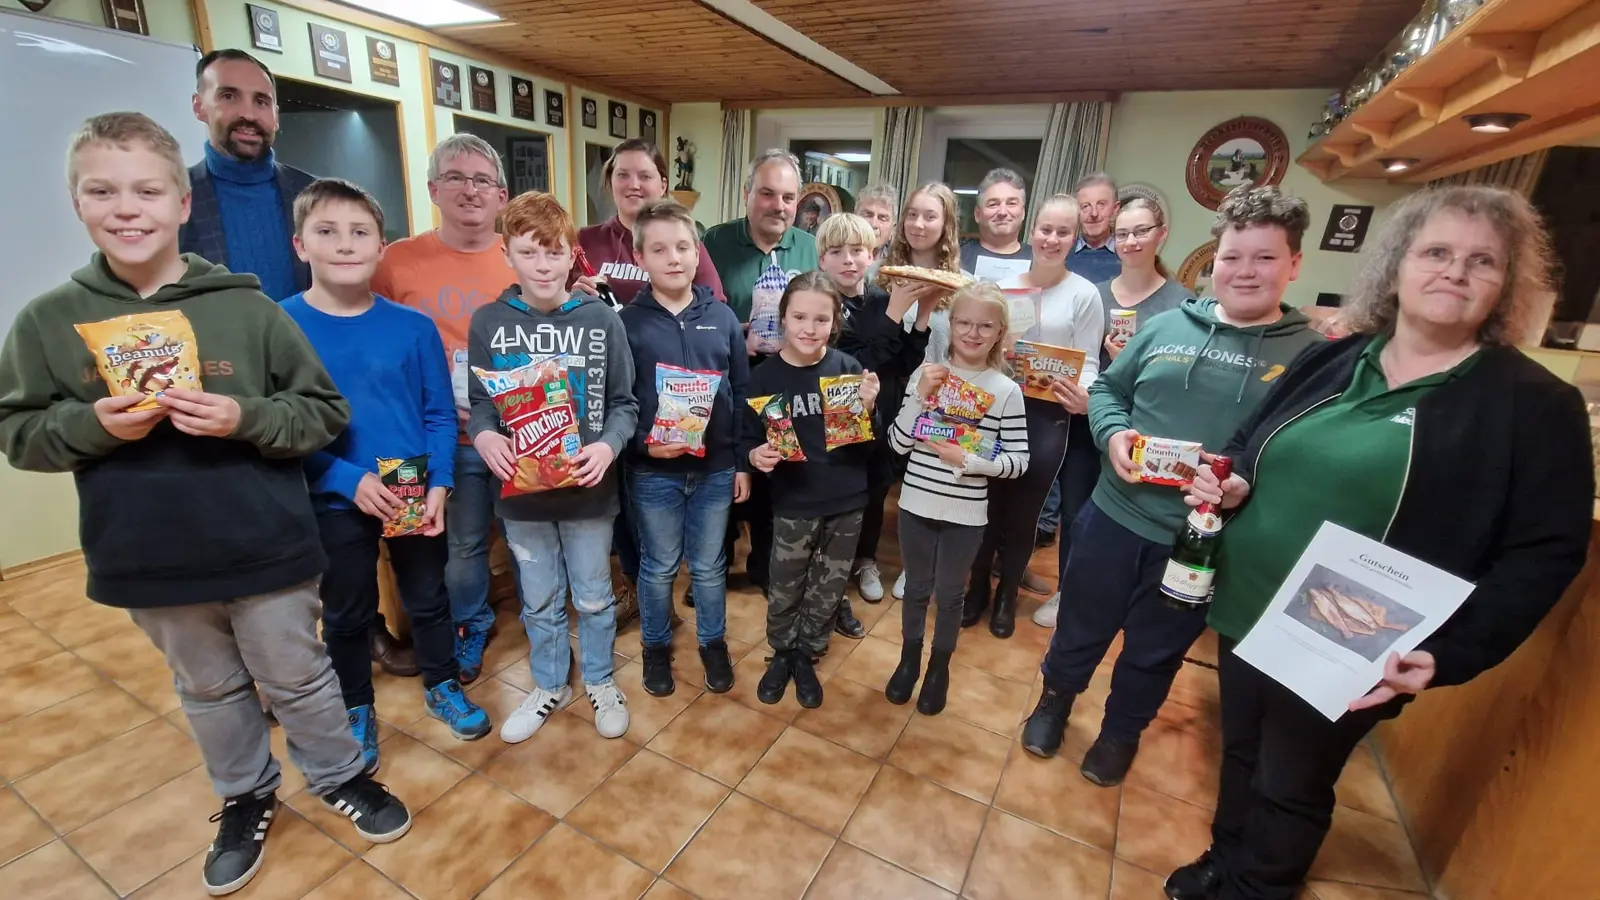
top-left (202, 793), bottom-right (276, 896)
top-left (320, 773), bottom-right (412, 843)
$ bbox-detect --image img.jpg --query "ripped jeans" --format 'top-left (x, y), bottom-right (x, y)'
top-left (502, 516), bottom-right (618, 692)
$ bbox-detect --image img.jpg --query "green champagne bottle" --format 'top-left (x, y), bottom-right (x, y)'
top-left (1159, 455), bottom-right (1234, 610)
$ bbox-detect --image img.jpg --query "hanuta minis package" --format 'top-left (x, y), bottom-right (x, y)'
top-left (1132, 435), bottom-right (1202, 486)
top-left (1011, 341), bottom-right (1086, 401)
top-left (749, 393), bottom-right (806, 461)
top-left (377, 456), bottom-right (428, 538)
top-left (473, 358), bottom-right (582, 496)
top-left (819, 374), bottom-right (873, 450)
top-left (649, 364), bottom-right (721, 456)
top-left (74, 310), bottom-right (203, 411)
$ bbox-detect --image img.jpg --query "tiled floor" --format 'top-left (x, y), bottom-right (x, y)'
top-left (0, 507), bottom-right (1434, 900)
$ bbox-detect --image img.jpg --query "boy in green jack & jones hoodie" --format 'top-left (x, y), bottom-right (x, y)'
top-left (1019, 186), bottom-right (1325, 786)
top-left (0, 114), bottom-right (411, 897)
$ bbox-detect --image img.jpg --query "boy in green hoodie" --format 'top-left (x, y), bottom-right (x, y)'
top-left (1020, 186), bottom-right (1324, 784)
top-left (0, 113), bottom-right (410, 897)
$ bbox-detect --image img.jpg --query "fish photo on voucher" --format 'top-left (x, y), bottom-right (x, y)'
top-left (1285, 564), bottom-right (1422, 662)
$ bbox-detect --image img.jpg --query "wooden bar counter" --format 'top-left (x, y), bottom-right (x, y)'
top-left (1373, 504), bottom-right (1600, 899)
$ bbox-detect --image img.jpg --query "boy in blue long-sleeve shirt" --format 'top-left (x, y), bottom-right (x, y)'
top-left (283, 179), bottom-right (491, 772)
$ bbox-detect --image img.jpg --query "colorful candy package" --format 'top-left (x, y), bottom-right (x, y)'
top-left (648, 364), bottom-right (721, 456)
top-left (1011, 341), bottom-right (1087, 401)
top-left (472, 357), bottom-right (582, 497)
top-left (819, 374), bottom-right (873, 451)
top-left (912, 373), bottom-right (1000, 460)
top-left (748, 393), bottom-right (806, 461)
top-left (74, 310), bottom-right (203, 411)
top-left (377, 456), bottom-right (428, 537)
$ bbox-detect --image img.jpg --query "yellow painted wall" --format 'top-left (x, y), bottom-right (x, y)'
top-left (1105, 89), bottom-right (1416, 309)
top-left (0, 0), bottom-right (194, 43)
top-left (668, 102), bottom-right (724, 222)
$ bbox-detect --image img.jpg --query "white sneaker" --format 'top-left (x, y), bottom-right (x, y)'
top-left (855, 559), bottom-right (884, 602)
top-left (586, 680), bottom-right (630, 739)
top-left (1033, 593), bottom-right (1060, 628)
top-left (499, 684), bottom-right (572, 744)
top-left (892, 570), bottom-right (907, 600)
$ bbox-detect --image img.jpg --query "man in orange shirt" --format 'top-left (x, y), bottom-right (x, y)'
top-left (371, 134), bottom-right (515, 684)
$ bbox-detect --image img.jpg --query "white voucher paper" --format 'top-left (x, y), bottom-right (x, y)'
top-left (1233, 522), bottom-right (1474, 721)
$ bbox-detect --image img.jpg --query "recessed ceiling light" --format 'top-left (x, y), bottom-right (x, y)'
top-left (953, 188), bottom-right (979, 195)
top-left (834, 152), bottom-right (871, 163)
top-left (1381, 157), bottom-right (1421, 172)
top-left (1463, 112), bottom-right (1529, 134)
top-left (335, 0), bottom-right (500, 27)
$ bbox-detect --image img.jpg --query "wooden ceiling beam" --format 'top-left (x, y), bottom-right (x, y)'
top-left (722, 91), bottom-right (1118, 110)
top-left (1464, 31), bottom-right (1541, 78)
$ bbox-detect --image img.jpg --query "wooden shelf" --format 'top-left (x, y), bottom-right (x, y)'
top-left (1299, 0), bottom-right (1600, 184)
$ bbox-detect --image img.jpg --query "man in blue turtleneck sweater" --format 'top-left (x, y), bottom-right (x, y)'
top-left (179, 49), bottom-right (314, 301)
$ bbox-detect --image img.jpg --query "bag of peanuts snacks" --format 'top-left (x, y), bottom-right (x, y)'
top-left (74, 310), bottom-right (203, 411)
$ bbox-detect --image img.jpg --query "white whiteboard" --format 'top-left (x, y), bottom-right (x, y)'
top-left (0, 9), bottom-right (204, 342)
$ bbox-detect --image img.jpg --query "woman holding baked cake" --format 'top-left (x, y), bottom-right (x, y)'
top-left (962, 194), bottom-right (1104, 637)
top-left (1163, 186), bottom-right (1592, 900)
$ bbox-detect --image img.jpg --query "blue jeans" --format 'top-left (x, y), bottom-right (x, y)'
top-left (445, 445), bottom-right (500, 635)
top-left (503, 516), bottom-right (618, 691)
top-left (1038, 481), bottom-right (1062, 533)
top-left (629, 467), bottom-right (734, 648)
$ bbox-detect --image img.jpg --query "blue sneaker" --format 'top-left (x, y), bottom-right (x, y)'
top-left (456, 626), bottom-right (489, 684)
top-left (347, 705), bottom-right (379, 774)
top-left (426, 679), bottom-right (491, 741)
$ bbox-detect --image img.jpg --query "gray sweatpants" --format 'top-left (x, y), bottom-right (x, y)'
top-left (899, 510), bottom-right (985, 653)
top-left (129, 580), bottom-right (364, 800)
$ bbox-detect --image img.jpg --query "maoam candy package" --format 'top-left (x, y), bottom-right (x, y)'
top-left (912, 373), bottom-right (1000, 461)
top-left (648, 363), bottom-right (721, 457)
top-left (473, 357), bottom-right (582, 496)
top-left (1011, 340), bottom-right (1086, 401)
top-left (1132, 435), bottom-right (1202, 487)
top-left (74, 310), bottom-right (203, 411)
top-left (377, 456), bottom-right (428, 537)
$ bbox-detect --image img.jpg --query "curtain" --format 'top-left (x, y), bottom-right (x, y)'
top-left (1029, 101), bottom-right (1113, 229)
top-left (1428, 149), bottom-right (1549, 197)
top-left (877, 106), bottom-right (924, 202)
top-left (717, 108), bottom-right (753, 223)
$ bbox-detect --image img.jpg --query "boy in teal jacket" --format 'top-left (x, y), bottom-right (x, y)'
top-left (1020, 187), bottom-right (1325, 785)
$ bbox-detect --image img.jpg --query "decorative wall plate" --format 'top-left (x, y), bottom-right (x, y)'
top-left (1118, 182), bottom-right (1170, 220)
top-left (797, 183), bottom-right (843, 234)
top-left (1185, 117), bottom-right (1290, 210)
top-left (1178, 240), bottom-right (1219, 294)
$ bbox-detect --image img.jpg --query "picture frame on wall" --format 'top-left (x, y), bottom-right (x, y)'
top-left (609, 101), bottom-right (627, 139)
top-left (508, 135), bottom-right (550, 195)
top-left (101, 0), bottom-right (148, 35)
top-left (545, 90), bottom-right (565, 128)
top-left (1185, 116), bottom-right (1290, 211)
top-left (640, 109), bottom-right (657, 145)
top-left (1178, 240), bottom-right (1219, 295)
top-left (581, 97), bottom-right (598, 130)
top-left (246, 3), bottom-right (282, 53)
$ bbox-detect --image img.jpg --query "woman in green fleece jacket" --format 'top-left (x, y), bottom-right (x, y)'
top-left (1019, 187), bottom-right (1324, 787)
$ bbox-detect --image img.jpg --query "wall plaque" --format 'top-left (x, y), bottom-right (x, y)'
top-left (509, 76), bottom-right (536, 121)
top-left (308, 23), bottom-right (353, 83)
top-left (545, 89), bottom-right (565, 128)
top-left (431, 59), bottom-right (462, 109)
top-left (640, 109), bottom-right (657, 145)
top-left (246, 3), bottom-right (281, 53)
top-left (608, 100), bottom-right (627, 139)
top-left (469, 66), bottom-right (497, 113)
top-left (1319, 205), bottom-right (1374, 252)
top-left (581, 97), bottom-right (598, 129)
top-left (367, 36), bottom-right (399, 86)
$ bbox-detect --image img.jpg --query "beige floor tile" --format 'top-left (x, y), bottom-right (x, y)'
top-left (1114, 785), bottom-right (1214, 877)
top-left (114, 663), bottom-right (182, 714)
top-left (0, 684), bottom-right (154, 780)
top-left (721, 591), bottom-right (771, 645)
top-left (666, 793), bottom-right (834, 900)
top-left (737, 727), bottom-right (879, 836)
top-left (481, 710), bottom-right (639, 817)
top-left (73, 628), bottom-right (168, 680)
top-left (0, 624), bottom-right (64, 674)
top-left (833, 635), bottom-right (909, 691)
top-left (303, 861), bottom-right (415, 899)
top-left (401, 678), bottom-right (525, 769)
top-left (128, 807), bottom-right (352, 899)
top-left (3, 574), bottom-right (93, 621)
top-left (644, 880), bottom-right (698, 899)
top-left (566, 750), bottom-right (730, 873)
top-left (792, 675), bottom-right (913, 759)
top-left (887, 714), bottom-right (1011, 803)
top-left (648, 693), bottom-right (786, 786)
top-left (479, 823), bottom-right (654, 900)
top-left (840, 765), bottom-right (985, 892)
top-left (66, 767), bottom-right (218, 896)
top-left (568, 657), bottom-right (701, 744)
top-left (0, 606), bottom-right (25, 634)
top-left (365, 775), bottom-right (554, 900)
top-left (964, 809), bottom-right (1114, 900)
top-left (1109, 859), bottom-right (1170, 900)
top-left (478, 613), bottom-right (532, 679)
top-left (1124, 716), bottom-right (1222, 810)
top-left (1306, 882), bottom-right (1431, 900)
top-left (0, 789), bottom-right (53, 867)
top-left (950, 627), bottom-right (1048, 685)
top-left (803, 841), bottom-right (953, 900)
top-left (1335, 745), bottom-right (1401, 822)
top-left (286, 731), bottom-right (471, 853)
top-left (370, 669), bottom-right (431, 728)
top-left (1309, 805), bottom-right (1428, 893)
top-left (993, 750), bottom-right (1121, 852)
top-left (17, 717), bottom-right (200, 832)
top-left (31, 603), bottom-right (138, 650)
top-left (0, 652), bottom-right (103, 724)
top-left (0, 840), bottom-right (115, 900)
top-left (942, 661), bottom-right (1033, 737)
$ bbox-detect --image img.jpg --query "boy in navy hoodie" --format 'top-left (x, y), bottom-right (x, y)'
top-left (282, 179), bottom-right (492, 775)
top-left (618, 199), bottom-right (750, 698)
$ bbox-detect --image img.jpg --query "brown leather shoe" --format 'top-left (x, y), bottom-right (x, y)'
top-left (614, 577), bottom-right (640, 628)
top-left (369, 627), bottom-right (420, 677)
top-left (1020, 569), bottom-right (1055, 596)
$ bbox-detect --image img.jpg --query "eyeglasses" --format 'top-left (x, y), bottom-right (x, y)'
top-left (436, 172), bottom-right (501, 192)
top-left (1409, 246), bottom-right (1504, 283)
top-left (1113, 224), bottom-right (1159, 243)
top-left (951, 318), bottom-right (1000, 337)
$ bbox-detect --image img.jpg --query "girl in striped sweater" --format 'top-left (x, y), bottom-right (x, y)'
top-left (887, 282), bottom-right (1030, 714)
